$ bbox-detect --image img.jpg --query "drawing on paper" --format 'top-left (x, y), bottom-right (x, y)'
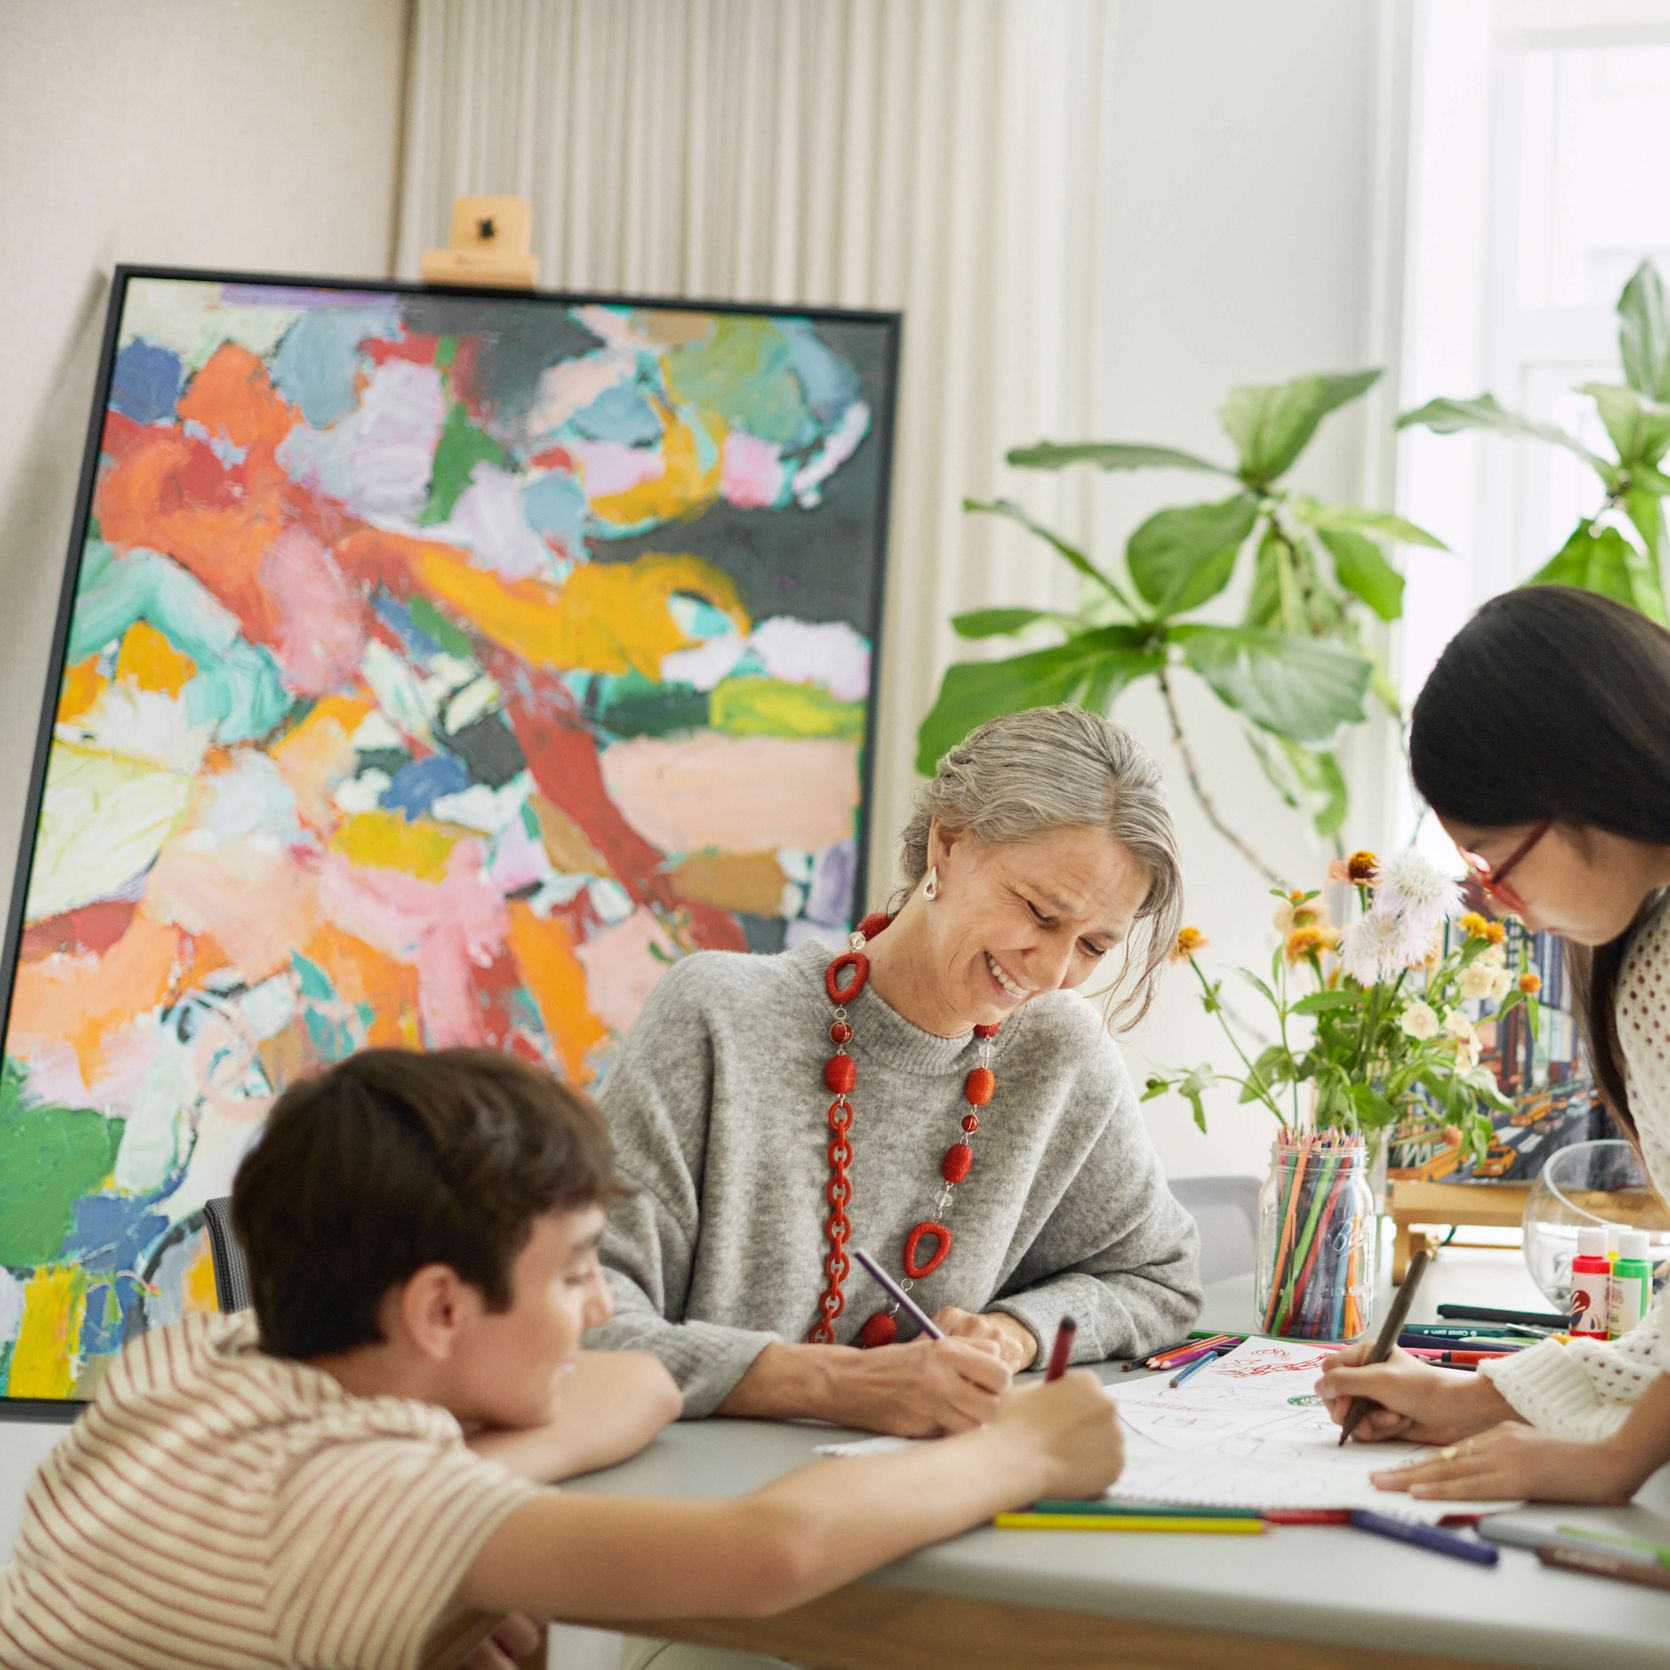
top-left (1105, 1339), bottom-right (1518, 1521)
top-left (0, 270), bottom-right (898, 1405)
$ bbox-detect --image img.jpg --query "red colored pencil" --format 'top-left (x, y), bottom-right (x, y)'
top-left (1263, 1509), bottom-right (1352, 1525)
top-left (1045, 1316), bottom-right (1077, 1381)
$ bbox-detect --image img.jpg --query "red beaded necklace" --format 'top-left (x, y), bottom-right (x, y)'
top-left (808, 911), bottom-right (1000, 1347)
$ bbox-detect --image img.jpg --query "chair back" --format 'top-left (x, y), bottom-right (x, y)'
top-left (1170, 1174), bottom-right (1261, 1285)
top-left (203, 1196), bottom-right (252, 1313)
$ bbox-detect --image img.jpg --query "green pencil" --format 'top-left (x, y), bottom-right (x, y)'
top-left (996, 1513), bottom-right (1265, 1534)
top-left (1554, 1524), bottom-right (1670, 1567)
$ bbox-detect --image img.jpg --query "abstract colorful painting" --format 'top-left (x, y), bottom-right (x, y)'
top-left (0, 269), bottom-right (897, 1407)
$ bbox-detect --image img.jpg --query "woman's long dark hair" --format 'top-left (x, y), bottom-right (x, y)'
top-left (1409, 586), bottom-right (1670, 1138)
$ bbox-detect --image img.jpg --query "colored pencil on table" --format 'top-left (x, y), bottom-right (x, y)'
top-left (1032, 1500), bottom-right (1260, 1519)
top-left (1169, 1349), bottom-right (1221, 1388)
top-left (1553, 1524), bottom-right (1670, 1565)
top-left (995, 1513), bottom-right (1266, 1534)
top-left (1146, 1333), bottom-right (1237, 1369)
top-left (1539, 1545), bottom-right (1670, 1592)
top-left (1349, 1509), bottom-right (1499, 1566)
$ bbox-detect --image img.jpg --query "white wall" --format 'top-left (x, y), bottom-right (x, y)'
top-left (0, 0), bottom-right (409, 1548)
top-left (0, 0), bottom-right (410, 931)
top-left (1082, 0), bottom-right (1391, 1183)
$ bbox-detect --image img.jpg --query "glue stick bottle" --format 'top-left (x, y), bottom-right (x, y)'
top-left (1570, 1228), bottom-right (1611, 1340)
top-left (1608, 1230), bottom-right (1654, 1339)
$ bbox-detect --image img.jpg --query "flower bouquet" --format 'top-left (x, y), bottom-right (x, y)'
top-left (1147, 849), bottom-right (1540, 1337)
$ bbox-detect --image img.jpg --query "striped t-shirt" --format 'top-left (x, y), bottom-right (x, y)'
top-left (0, 1311), bottom-right (537, 1670)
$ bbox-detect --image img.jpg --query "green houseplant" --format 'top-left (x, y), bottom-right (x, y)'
top-left (918, 370), bottom-right (1445, 880)
top-left (1399, 260), bottom-right (1670, 623)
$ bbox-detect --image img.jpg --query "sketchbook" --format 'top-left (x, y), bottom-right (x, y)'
top-left (817, 1338), bottom-right (1520, 1525)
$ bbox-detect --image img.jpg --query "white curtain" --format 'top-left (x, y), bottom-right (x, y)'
top-left (396, 0), bottom-right (1122, 889)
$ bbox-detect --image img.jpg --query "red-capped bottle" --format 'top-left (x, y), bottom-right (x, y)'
top-left (1568, 1227), bottom-right (1611, 1340)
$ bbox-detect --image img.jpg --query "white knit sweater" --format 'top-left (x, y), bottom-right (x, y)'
top-left (1481, 897), bottom-right (1670, 1438)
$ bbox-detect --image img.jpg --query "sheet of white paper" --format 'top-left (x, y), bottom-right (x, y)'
top-left (816, 1339), bottom-right (1520, 1524)
top-left (1103, 1339), bottom-right (1517, 1522)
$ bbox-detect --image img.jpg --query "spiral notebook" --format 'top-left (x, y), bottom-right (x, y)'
top-left (817, 1338), bottom-right (1520, 1524)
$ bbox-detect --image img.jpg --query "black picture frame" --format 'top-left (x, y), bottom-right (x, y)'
top-left (0, 265), bottom-right (901, 1415)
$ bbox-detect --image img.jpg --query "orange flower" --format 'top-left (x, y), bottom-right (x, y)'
top-left (1285, 925), bottom-right (1329, 963)
top-left (1458, 911), bottom-right (1491, 940)
top-left (1518, 971), bottom-right (1542, 995)
top-left (1273, 890), bottom-right (1329, 934)
top-left (1172, 926), bottom-right (1208, 963)
top-left (1484, 921), bottom-right (1507, 945)
top-left (1407, 938), bottom-right (1442, 971)
top-left (1346, 849), bottom-right (1377, 883)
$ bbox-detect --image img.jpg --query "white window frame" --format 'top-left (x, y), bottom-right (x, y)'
top-left (1391, 0), bottom-right (1670, 849)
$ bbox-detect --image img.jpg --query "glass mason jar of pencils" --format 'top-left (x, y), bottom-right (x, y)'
top-left (1256, 1129), bottom-right (1376, 1341)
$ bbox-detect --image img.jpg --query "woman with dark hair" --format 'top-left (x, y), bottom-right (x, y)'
top-left (1319, 584), bottom-right (1670, 1503)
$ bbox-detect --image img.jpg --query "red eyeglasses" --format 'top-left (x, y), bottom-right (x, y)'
top-left (1456, 821), bottom-right (1551, 918)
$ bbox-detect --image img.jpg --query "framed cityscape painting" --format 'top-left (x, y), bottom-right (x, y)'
top-left (0, 268), bottom-right (898, 1410)
top-left (1387, 885), bottom-right (1604, 1186)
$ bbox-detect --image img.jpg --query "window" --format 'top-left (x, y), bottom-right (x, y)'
top-left (1395, 0), bottom-right (1670, 843)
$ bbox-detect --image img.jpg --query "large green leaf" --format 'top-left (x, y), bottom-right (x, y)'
top-left (1525, 519), bottom-right (1665, 621)
top-left (963, 497), bottom-right (1133, 611)
top-left (1244, 728), bottom-right (1349, 837)
top-left (1316, 527), bottom-right (1405, 621)
top-left (1126, 494), bottom-right (1258, 616)
top-left (1004, 441), bottom-right (1237, 477)
top-left (951, 607), bottom-right (1065, 639)
top-left (1581, 383), bottom-right (1670, 469)
top-left (1244, 527), bottom-right (1285, 629)
top-left (1287, 495), bottom-right (1447, 549)
top-left (1625, 486), bottom-right (1666, 574)
top-left (1619, 262), bottom-right (1670, 402)
top-left (1218, 369), bottom-right (1380, 487)
top-left (915, 627), bottom-right (1159, 774)
top-left (1238, 1043), bottom-right (1297, 1105)
top-left (1175, 625), bottom-right (1372, 744)
top-left (1397, 394), bottom-right (1611, 474)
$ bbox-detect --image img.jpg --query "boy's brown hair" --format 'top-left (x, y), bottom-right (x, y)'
top-left (231, 1047), bottom-right (622, 1360)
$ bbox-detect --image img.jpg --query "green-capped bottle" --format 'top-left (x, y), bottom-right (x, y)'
top-left (1608, 1230), bottom-right (1654, 1339)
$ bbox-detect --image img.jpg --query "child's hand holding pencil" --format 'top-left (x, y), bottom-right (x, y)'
top-left (993, 1371), bottom-right (1126, 1501)
top-left (1317, 1341), bottom-right (1515, 1446)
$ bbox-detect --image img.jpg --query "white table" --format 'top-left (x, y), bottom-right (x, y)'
top-left (562, 1247), bottom-right (1670, 1668)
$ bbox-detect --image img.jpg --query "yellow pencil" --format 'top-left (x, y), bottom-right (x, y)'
top-left (993, 1513), bottom-right (1266, 1534)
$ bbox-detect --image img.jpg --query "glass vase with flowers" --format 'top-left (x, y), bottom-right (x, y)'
top-left (1147, 848), bottom-right (1541, 1338)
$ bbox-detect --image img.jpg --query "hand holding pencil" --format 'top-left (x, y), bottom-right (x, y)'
top-left (1318, 1249), bottom-right (1518, 1447)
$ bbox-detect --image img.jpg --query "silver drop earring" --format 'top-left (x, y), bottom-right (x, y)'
top-left (923, 865), bottom-right (940, 902)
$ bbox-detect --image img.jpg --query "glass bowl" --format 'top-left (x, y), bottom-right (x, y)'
top-left (1522, 1138), bottom-right (1670, 1309)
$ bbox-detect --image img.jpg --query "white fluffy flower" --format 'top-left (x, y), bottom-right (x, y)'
top-left (1399, 1000), bottom-right (1440, 1041)
top-left (1339, 912), bottom-right (1424, 986)
top-left (1373, 849), bottom-right (1463, 934)
top-left (1458, 962), bottom-right (1497, 1002)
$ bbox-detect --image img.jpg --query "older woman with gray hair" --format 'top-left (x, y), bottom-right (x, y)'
top-left (591, 706), bottom-right (1203, 1436)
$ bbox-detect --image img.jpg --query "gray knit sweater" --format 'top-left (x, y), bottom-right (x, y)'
top-left (590, 938), bottom-right (1203, 1416)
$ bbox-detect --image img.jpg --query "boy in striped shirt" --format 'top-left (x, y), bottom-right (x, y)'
top-left (0, 1047), bottom-right (1123, 1670)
